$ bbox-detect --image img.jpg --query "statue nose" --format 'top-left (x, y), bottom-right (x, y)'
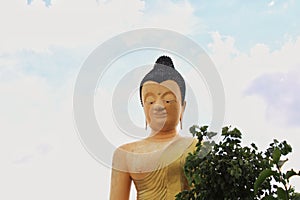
top-left (153, 102), bottom-right (165, 112)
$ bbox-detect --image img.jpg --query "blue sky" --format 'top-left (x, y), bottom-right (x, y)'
top-left (27, 0), bottom-right (51, 7)
top-left (24, 0), bottom-right (300, 50)
top-left (190, 0), bottom-right (300, 50)
top-left (143, 0), bottom-right (300, 51)
top-left (1, 0), bottom-right (300, 199)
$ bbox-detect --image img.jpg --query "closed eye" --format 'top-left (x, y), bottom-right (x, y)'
top-left (144, 95), bottom-right (155, 105)
top-left (163, 100), bottom-right (176, 104)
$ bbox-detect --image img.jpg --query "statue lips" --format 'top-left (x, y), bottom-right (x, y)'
top-left (152, 111), bottom-right (167, 119)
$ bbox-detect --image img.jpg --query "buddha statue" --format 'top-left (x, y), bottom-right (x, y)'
top-left (110, 56), bottom-right (198, 200)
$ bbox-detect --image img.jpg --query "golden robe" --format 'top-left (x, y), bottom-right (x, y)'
top-left (132, 138), bottom-right (197, 200)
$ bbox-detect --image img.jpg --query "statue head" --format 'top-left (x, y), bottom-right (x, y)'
top-left (140, 56), bottom-right (186, 132)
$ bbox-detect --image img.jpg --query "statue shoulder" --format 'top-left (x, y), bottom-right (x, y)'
top-left (178, 136), bottom-right (198, 146)
top-left (179, 136), bottom-right (198, 153)
top-left (112, 141), bottom-right (144, 172)
top-left (116, 140), bottom-right (147, 153)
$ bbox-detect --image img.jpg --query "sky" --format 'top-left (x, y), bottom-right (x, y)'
top-left (1, 0), bottom-right (300, 199)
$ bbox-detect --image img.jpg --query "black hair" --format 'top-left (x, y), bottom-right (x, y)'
top-left (139, 55), bottom-right (186, 106)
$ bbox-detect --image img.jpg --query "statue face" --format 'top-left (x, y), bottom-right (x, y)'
top-left (142, 80), bottom-right (185, 133)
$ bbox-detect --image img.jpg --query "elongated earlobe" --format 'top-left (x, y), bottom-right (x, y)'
top-left (180, 119), bottom-right (182, 130)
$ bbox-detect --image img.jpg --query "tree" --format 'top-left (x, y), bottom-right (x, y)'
top-left (176, 125), bottom-right (300, 200)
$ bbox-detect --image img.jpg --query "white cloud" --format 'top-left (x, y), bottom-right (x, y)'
top-left (208, 32), bottom-right (300, 90)
top-left (0, 1), bottom-right (202, 199)
top-left (268, 0), bottom-right (275, 7)
top-left (0, 0), bottom-right (201, 53)
top-left (142, 0), bottom-right (202, 35)
top-left (208, 32), bottom-right (300, 126)
top-left (0, 67), bottom-right (115, 199)
top-left (0, 0), bottom-right (144, 52)
top-left (246, 70), bottom-right (300, 127)
top-left (2, 1), bottom-right (300, 198)
top-left (208, 32), bottom-right (300, 189)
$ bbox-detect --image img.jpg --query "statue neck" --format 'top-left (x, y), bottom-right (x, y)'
top-left (147, 129), bottom-right (179, 141)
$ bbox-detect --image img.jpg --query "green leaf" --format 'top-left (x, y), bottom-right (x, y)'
top-left (222, 126), bottom-right (229, 136)
top-left (251, 143), bottom-right (258, 150)
top-left (239, 159), bottom-right (243, 165)
top-left (189, 125), bottom-right (198, 136)
top-left (277, 187), bottom-right (287, 200)
top-left (278, 158), bottom-right (288, 168)
top-left (292, 193), bottom-right (300, 200)
top-left (197, 143), bottom-right (211, 159)
top-left (232, 128), bottom-right (242, 138)
top-left (262, 195), bottom-right (276, 200)
top-left (179, 125), bottom-right (297, 200)
top-left (272, 147), bottom-right (281, 163)
top-left (206, 131), bottom-right (217, 139)
top-left (254, 169), bottom-right (276, 194)
top-left (200, 125), bottom-right (208, 133)
top-left (286, 169), bottom-right (299, 180)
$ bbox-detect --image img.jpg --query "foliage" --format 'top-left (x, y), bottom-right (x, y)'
top-left (175, 125), bottom-right (299, 200)
top-left (254, 139), bottom-right (300, 199)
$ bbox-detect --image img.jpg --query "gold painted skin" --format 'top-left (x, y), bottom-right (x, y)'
top-left (110, 80), bottom-right (197, 200)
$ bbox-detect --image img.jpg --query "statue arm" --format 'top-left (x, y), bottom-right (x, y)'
top-left (109, 147), bottom-right (132, 200)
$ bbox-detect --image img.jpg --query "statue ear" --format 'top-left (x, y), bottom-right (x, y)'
top-left (180, 100), bottom-right (186, 120)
